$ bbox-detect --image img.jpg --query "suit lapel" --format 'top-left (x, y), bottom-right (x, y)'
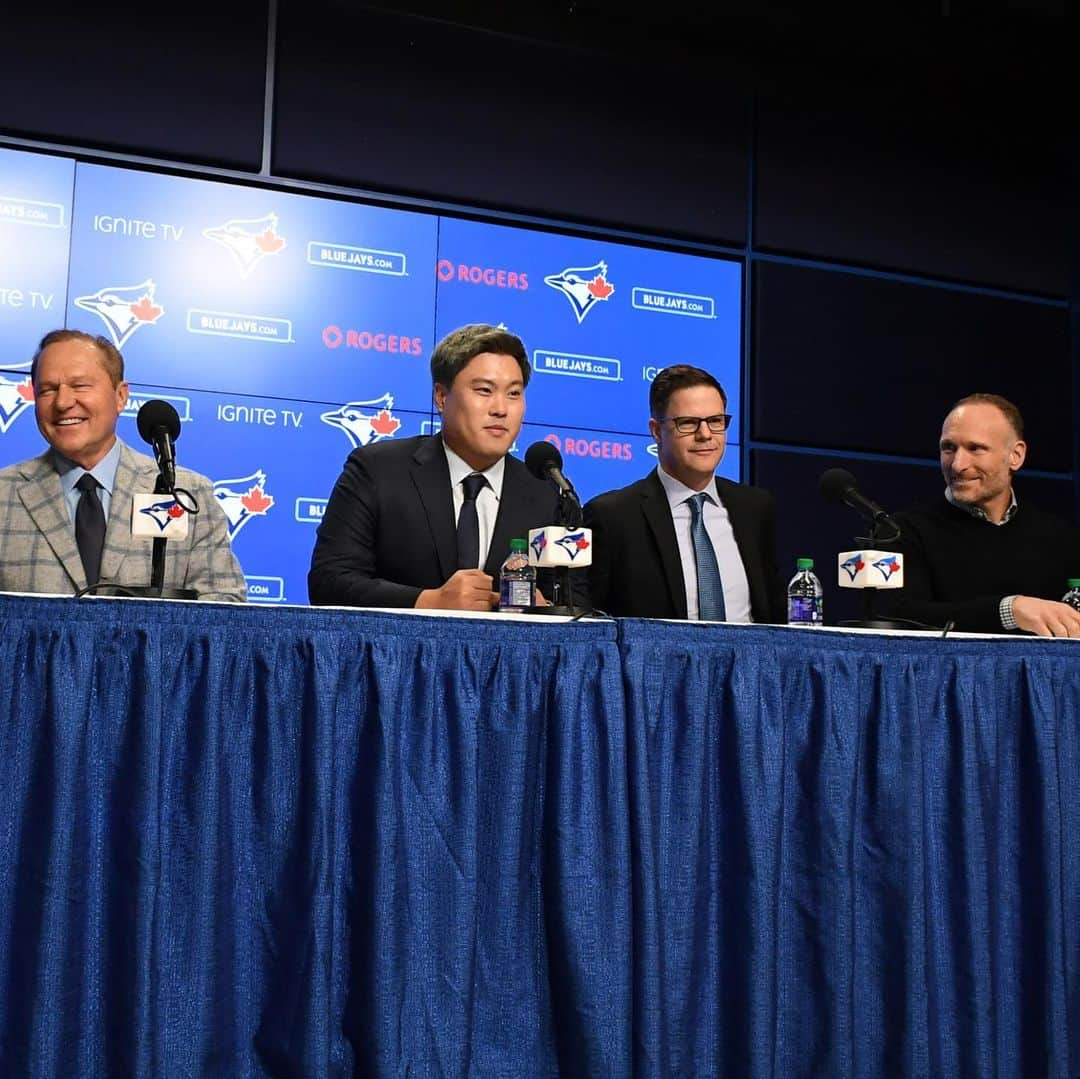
top-left (17, 452), bottom-right (87, 590)
top-left (715, 477), bottom-right (762, 618)
top-left (640, 473), bottom-right (688, 619)
top-left (485, 456), bottom-right (530, 578)
top-left (410, 438), bottom-right (457, 581)
top-left (100, 443), bottom-right (156, 584)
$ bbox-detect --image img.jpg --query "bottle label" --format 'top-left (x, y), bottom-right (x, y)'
top-left (501, 579), bottom-right (535, 610)
top-left (788, 597), bottom-right (823, 626)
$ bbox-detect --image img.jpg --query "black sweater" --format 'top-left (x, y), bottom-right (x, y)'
top-left (880, 495), bottom-right (1080, 632)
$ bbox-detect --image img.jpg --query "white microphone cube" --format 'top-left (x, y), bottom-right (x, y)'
top-left (837, 549), bottom-right (903, 589)
top-left (528, 527), bottom-right (593, 568)
top-left (132, 493), bottom-right (190, 540)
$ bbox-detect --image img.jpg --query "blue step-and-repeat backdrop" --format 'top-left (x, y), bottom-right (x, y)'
top-left (0, 146), bottom-right (741, 604)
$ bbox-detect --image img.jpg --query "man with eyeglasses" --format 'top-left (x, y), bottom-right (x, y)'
top-left (583, 364), bottom-right (785, 622)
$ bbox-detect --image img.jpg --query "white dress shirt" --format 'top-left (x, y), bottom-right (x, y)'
top-left (656, 464), bottom-right (753, 623)
top-left (443, 442), bottom-right (505, 569)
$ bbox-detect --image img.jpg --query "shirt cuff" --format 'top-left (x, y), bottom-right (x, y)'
top-left (999, 595), bottom-right (1018, 630)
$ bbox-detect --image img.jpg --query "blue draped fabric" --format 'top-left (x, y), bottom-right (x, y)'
top-left (0, 596), bottom-right (630, 1076)
top-left (621, 620), bottom-right (1080, 1078)
top-left (1, 596), bottom-right (1077, 1076)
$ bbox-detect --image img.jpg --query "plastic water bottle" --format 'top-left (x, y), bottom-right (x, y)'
top-left (787, 557), bottom-right (824, 627)
top-left (499, 539), bottom-right (536, 611)
top-left (1063, 579), bottom-right (1080, 612)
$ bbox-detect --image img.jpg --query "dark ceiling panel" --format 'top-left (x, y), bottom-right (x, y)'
top-left (272, 2), bottom-right (748, 243)
top-left (754, 30), bottom-right (1068, 296)
top-left (752, 261), bottom-right (1071, 471)
top-left (0, 7), bottom-right (268, 170)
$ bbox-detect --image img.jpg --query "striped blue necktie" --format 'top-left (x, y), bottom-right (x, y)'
top-left (688, 492), bottom-right (726, 621)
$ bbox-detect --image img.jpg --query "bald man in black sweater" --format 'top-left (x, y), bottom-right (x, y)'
top-left (883, 393), bottom-right (1080, 636)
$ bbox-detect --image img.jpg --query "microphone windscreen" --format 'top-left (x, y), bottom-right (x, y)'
top-left (136, 399), bottom-right (181, 444)
top-left (524, 440), bottom-right (562, 480)
top-left (819, 467), bottom-right (857, 503)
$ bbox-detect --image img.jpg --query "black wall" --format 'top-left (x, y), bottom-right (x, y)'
top-left (0, 5), bottom-right (1072, 621)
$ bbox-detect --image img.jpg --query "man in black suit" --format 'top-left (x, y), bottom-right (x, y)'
top-left (308, 324), bottom-right (562, 611)
top-left (583, 365), bottom-right (784, 622)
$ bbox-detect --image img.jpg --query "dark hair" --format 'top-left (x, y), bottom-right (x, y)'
top-left (649, 364), bottom-right (727, 418)
top-left (430, 324), bottom-right (530, 389)
top-left (951, 392), bottom-right (1024, 440)
top-left (31, 329), bottom-right (125, 387)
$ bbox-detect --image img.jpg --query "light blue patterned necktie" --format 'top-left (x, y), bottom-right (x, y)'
top-left (688, 492), bottom-right (726, 621)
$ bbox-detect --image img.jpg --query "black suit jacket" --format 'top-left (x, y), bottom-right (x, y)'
top-left (308, 435), bottom-right (564, 608)
top-left (583, 470), bottom-right (785, 623)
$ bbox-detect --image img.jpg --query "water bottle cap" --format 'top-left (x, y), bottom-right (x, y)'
top-left (796, 557), bottom-right (814, 570)
top-left (510, 538), bottom-right (527, 552)
top-left (1068, 578), bottom-right (1080, 589)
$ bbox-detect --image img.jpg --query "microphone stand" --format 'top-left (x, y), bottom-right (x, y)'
top-left (838, 517), bottom-right (924, 631)
top-left (528, 490), bottom-right (593, 618)
top-left (120, 473), bottom-right (198, 601)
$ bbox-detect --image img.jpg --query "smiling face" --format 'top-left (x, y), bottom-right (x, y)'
top-left (33, 339), bottom-right (129, 469)
top-left (649, 384), bottom-right (728, 491)
top-left (940, 401), bottom-right (1026, 522)
top-left (434, 351), bottom-right (525, 471)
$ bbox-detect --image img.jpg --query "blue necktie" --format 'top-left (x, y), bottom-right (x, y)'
top-left (75, 472), bottom-right (106, 586)
top-left (688, 492), bottom-right (726, 621)
top-left (456, 472), bottom-right (488, 570)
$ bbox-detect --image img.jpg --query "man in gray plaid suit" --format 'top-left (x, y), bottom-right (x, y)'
top-left (0, 329), bottom-right (246, 601)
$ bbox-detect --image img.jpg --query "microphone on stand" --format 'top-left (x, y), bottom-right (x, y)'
top-left (136, 398), bottom-right (181, 492)
top-left (522, 441), bottom-right (592, 617)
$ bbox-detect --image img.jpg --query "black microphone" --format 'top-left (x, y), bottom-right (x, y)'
top-left (136, 399), bottom-right (181, 490)
top-left (819, 467), bottom-right (892, 523)
top-left (524, 441), bottom-right (582, 528)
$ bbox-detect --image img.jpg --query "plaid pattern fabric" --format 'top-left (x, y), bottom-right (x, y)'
top-left (0, 440), bottom-right (247, 601)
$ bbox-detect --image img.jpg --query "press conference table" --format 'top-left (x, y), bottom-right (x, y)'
top-left (0, 593), bottom-right (1076, 1077)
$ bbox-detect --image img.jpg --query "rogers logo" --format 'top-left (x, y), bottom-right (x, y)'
top-left (436, 260), bottom-right (529, 290)
top-left (322, 327), bottom-right (424, 354)
top-left (544, 433), bottom-right (633, 460)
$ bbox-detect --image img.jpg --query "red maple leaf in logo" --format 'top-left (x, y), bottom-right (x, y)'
top-left (17, 378), bottom-right (34, 402)
top-left (575, 537), bottom-right (591, 550)
top-left (587, 275), bottom-right (614, 300)
top-left (855, 560), bottom-right (865, 571)
top-left (241, 486), bottom-right (274, 514)
top-left (255, 228), bottom-right (285, 253)
top-left (130, 295), bottom-right (163, 323)
top-left (167, 504), bottom-right (185, 519)
top-left (370, 409), bottom-right (401, 436)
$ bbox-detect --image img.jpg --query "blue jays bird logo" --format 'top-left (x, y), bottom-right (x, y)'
top-left (544, 260), bottom-right (615, 324)
top-left (320, 394), bottom-right (402, 448)
top-left (872, 555), bottom-right (900, 582)
top-left (0, 368), bottom-right (34, 434)
top-left (73, 280), bottom-right (164, 349)
top-left (840, 553), bottom-right (866, 582)
top-left (203, 213), bottom-right (287, 278)
top-left (530, 532), bottom-right (547, 561)
top-left (139, 498), bottom-right (186, 533)
top-left (555, 530), bottom-right (591, 560)
top-left (212, 470), bottom-right (275, 539)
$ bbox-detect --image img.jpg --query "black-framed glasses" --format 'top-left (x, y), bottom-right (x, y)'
top-left (663, 414), bottom-right (732, 435)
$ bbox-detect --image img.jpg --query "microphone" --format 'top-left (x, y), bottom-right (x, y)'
top-left (524, 441), bottom-right (579, 503)
top-left (136, 399), bottom-right (181, 490)
top-left (819, 468), bottom-right (893, 524)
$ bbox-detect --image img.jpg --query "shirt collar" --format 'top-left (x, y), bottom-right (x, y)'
top-left (54, 439), bottom-right (122, 499)
top-left (656, 463), bottom-right (716, 512)
top-left (442, 439), bottom-right (505, 499)
top-left (944, 484), bottom-right (1018, 525)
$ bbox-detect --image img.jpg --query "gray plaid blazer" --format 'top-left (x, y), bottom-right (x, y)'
top-left (0, 439), bottom-right (247, 601)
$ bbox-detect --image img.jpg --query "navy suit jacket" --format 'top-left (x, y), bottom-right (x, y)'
top-left (583, 470), bottom-right (785, 623)
top-left (308, 435), bottom-right (565, 608)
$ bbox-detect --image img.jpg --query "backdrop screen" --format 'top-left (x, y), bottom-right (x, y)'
top-left (0, 146), bottom-right (742, 604)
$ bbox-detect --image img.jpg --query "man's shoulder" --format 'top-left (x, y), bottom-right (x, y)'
top-left (346, 434), bottom-right (431, 469)
top-left (715, 475), bottom-right (774, 511)
top-left (0, 450), bottom-right (53, 485)
top-left (584, 473), bottom-right (657, 514)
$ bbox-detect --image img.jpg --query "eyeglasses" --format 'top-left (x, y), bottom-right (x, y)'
top-left (661, 414), bottom-right (732, 435)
